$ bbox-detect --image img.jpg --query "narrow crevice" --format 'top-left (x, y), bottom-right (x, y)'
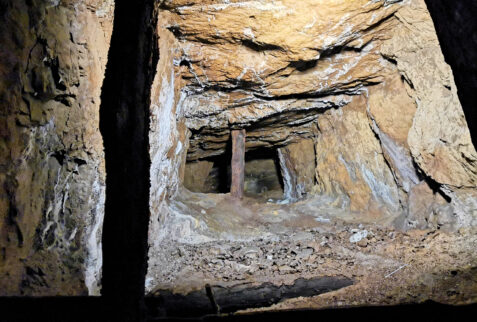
top-left (380, 53), bottom-right (398, 66)
top-left (241, 39), bottom-right (284, 52)
top-left (411, 159), bottom-right (451, 203)
top-left (288, 59), bottom-right (318, 72)
top-left (251, 84), bottom-right (380, 101)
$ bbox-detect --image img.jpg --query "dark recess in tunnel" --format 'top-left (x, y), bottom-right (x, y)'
top-left (425, 0), bottom-right (477, 146)
top-left (198, 152), bottom-right (232, 194)
top-left (185, 146), bottom-right (284, 198)
top-left (98, 0), bottom-right (158, 320)
top-left (243, 147), bottom-right (284, 197)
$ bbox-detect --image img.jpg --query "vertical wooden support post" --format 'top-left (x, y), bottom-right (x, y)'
top-left (230, 129), bottom-right (246, 198)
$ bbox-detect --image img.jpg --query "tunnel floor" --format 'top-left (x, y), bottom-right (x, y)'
top-left (146, 190), bottom-right (477, 317)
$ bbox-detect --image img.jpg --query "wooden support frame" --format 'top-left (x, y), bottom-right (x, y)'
top-left (230, 129), bottom-right (246, 199)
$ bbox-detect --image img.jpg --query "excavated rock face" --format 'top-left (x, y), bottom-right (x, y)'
top-left (0, 0), bottom-right (113, 295)
top-left (0, 0), bottom-right (475, 302)
top-left (144, 1), bottom-right (477, 311)
top-left (148, 0), bottom-right (476, 237)
top-left (145, 0), bottom-right (477, 304)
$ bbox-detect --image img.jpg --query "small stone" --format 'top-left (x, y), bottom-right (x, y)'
top-left (350, 230), bottom-right (368, 243)
top-left (209, 247), bottom-right (221, 256)
top-left (278, 265), bottom-right (293, 273)
top-left (291, 231), bottom-right (313, 241)
top-left (307, 255), bottom-right (317, 263)
top-left (238, 246), bottom-right (263, 259)
top-left (296, 247), bottom-right (314, 259)
top-left (357, 239), bottom-right (368, 248)
top-left (289, 260), bottom-right (299, 268)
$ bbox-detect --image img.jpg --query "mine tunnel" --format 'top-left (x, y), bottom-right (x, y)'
top-left (184, 145), bottom-right (285, 199)
top-left (184, 134), bottom-right (315, 202)
top-left (1, 0), bottom-right (477, 321)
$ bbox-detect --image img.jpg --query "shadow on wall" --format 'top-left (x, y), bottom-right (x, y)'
top-left (425, 0), bottom-right (477, 146)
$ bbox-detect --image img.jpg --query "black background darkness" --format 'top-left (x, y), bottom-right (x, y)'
top-left (1, 0), bottom-right (477, 321)
top-left (425, 0), bottom-right (477, 147)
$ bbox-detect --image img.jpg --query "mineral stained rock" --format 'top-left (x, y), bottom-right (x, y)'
top-left (1, 0), bottom-right (476, 300)
top-left (146, 0), bottom-right (477, 307)
top-left (0, 0), bottom-right (113, 295)
top-left (148, 0), bottom-right (477, 241)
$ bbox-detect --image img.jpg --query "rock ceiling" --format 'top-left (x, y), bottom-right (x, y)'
top-left (159, 0), bottom-right (407, 160)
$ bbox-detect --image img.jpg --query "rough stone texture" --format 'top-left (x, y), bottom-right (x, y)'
top-left (147, 11), bottom-right (191, 284)
top-left (0, 0), bottom-right (113, 295)
top-left (402, 181), bottom-right (453, 231)
top-left (280, 138), bottom-right (316, 199)
top-left (314, 95), bottom-right (401, 215)
top-left (183, 160), bottom-right (214, 193)
top-left (1, 0), bottom-right (475, 306)
top-left (277, 147), bottom-right (301, 201)
top-left (150, 0), bottom-right (477, 228)
top-left (146, 0), bottom-right (477, 307)
top-left (380, 2), bottom-right (477, 189)
top-left (424, 0), bottom-right (477, 147)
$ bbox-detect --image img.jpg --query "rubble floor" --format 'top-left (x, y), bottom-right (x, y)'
top-left (146, 190), bottom-right (477, 315)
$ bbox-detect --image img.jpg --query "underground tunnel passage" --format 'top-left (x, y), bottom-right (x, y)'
top-left (184, 146), bottom-right (285, 200)
top-left (143, 0), bottom-right (477, 317)
top-left (1, 0), bottom-right (477, 320)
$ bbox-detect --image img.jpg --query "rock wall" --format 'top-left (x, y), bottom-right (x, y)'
top-left (314, 95), bottom-right (401, 215)
top-left (153, 0), bottom-right (477, 231)
top-left (183, 160), bottom-right (214, 193)
top-left (0, 0), bottom-right (113, 295)
top-left (147, 8), bottom-right (189, 272)
top-left (278, 139), bottom-right (316, 200)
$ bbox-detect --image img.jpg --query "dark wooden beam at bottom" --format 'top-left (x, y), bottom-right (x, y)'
top-left (230, 129), bottom-right (246, 199)
top-left (146, 276), bottom-right (354, 318)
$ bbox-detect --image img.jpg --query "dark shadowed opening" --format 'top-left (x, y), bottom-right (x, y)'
top-left (184, 147), bottom-right (284, 199)
top-left (425, 0), bottom-right (477, 145)
top-left (243, 148), bottom-right (283, 199)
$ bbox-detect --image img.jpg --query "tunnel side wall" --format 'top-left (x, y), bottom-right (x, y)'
top-left (0, 0), bottom-right (114, 295)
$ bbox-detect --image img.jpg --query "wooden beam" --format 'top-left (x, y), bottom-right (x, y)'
top-left (230, 129), bottom-right (246, 198)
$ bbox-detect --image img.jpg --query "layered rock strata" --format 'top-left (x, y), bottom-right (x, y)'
top-left (148, 0), bottom-right (477, 246)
